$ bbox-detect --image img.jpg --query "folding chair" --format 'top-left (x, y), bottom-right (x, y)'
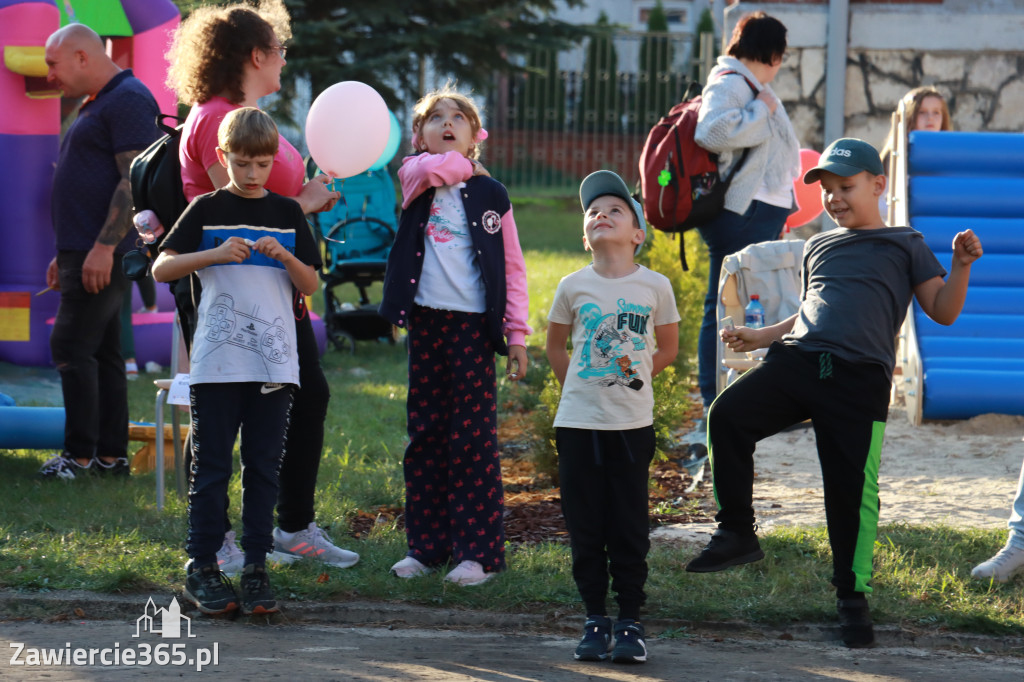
top-left (715, 238), bottom-right (805, 396)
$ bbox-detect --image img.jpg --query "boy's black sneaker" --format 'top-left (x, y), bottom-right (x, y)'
top-left (611, 620), bottom-right (647, 664)
top-left (837, 597), bottom-right (875, 648)
top-left (573, 615), bottom-right (611, 661)
top-left (184, 561), bottom-right (238, 615)
top-left (240, 563), bottom-right (278, 614)
top-left (685, 528), bottom-right (764, 573)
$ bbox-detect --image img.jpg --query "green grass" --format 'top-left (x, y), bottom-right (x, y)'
top-left (2, 195), bottom-right (1023, 636)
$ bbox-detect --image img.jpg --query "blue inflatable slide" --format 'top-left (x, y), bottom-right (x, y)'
top-left (897, 130), bottom-right (1024, 423)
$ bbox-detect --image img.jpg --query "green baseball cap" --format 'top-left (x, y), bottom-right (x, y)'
top-left (803, 138), bottom-right (885, 184)
top-left (579, 170), bottom-right (647, 255)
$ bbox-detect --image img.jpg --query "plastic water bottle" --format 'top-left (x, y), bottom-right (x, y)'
top-left (744, 294), bottom-right (765, 329)
top-left (133, 210), bottom-right (164, 245)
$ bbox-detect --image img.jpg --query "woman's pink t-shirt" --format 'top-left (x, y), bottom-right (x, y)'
top-left (180, 96), bottom-right (305, 202)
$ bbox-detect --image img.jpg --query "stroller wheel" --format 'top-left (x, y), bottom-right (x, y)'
top-left (329, 330), bottom-right (357, 354)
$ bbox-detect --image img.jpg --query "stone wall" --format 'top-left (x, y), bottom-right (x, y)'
top-left (773, 48), bottom-right (1024, 153)
top-left (728, 1), bottom-right (1024, 152)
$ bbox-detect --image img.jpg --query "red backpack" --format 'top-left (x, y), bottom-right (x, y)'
top-left (638, 71), bottom-right (759, 241)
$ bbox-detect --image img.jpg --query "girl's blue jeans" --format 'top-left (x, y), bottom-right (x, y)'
top-left (696, 201), bottom-right (789, 408)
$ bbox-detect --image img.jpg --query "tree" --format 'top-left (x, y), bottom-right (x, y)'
top-left (513, 48), bottom-right (566, 132)
top-left (578, 12), bottom-right (620, 133)
top-left (635, 0), bottom-right (678, 133)
top-left (268, 0), bottom-right (591, 126)
top-left (691, 7), bottom-right (718, 83)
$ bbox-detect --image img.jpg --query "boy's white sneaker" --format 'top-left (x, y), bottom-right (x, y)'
top-left (443, 560), bottom-right (494, 586)
top-left (272, 522), bottom-right (360, 568)
top-left (390, 556), bottom-right (432, 578)
top-left (972, 543), bottom-right (1024, 582)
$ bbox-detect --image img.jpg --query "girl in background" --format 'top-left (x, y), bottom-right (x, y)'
top-left (380, 85), bottom-right (531, 586)
top-left (879, 86), bottom-right (952, 222)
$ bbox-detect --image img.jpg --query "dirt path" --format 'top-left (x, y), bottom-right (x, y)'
top-left (656, 405), bottom-right (1024, 545)
top-left (3, 618), bottom-right (1023, 681)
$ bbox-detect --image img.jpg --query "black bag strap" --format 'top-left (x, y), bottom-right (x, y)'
top-left (157, 113), bottom-right (184, 136)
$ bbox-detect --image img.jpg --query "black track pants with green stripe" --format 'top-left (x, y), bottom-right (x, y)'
top-left (707, 342), bottom-right (891, 594)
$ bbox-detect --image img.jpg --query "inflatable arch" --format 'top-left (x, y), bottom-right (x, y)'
top-left (0, 0), bottom-right (180, 368)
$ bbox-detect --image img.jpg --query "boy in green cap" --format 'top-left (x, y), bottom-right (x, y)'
top-left (686, 138), bottom-right (982, 647)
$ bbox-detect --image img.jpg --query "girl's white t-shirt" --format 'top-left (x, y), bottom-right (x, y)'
top-left (413, 183), bottom-right (486, 312)
top-left (548, 264), bottom-right (680, 430)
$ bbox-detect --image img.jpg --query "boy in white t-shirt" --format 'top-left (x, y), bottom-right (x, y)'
top-left (153, 108), bottom-right (320, 617)
top-left (546, 170), bottom-right (680, 665)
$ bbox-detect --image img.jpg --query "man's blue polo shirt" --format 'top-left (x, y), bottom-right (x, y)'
top-left (51, 69), bottom-right (159, 254)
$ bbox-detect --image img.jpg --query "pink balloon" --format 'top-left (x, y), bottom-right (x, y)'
top-left (305, 82), bottom-right (390, 179)
top-left (786, 148), bottom-right (825, 229)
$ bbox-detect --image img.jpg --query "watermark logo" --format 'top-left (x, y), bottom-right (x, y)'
top-left (134, 597), bottom-right (195, 639)
top-left (10, 597), bottom-right (219, 671)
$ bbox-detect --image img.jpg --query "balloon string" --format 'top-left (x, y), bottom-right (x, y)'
top-left (321, 181), bottom-right (348, 244)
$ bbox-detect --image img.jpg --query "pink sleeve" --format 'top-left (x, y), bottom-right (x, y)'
top-left (181, 101), bottom-right (228, 202)
top-left (397, 152), bottom-right (473, 209)
top-left (500, 205), bottom-right (532, 347)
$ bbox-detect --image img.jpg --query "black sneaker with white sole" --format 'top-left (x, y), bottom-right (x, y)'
top-left (184, 561), bottom-right (239, 615)
top-left (573, 615), bottom-right (611, 661)
top-left (685, 528), bottom-right (764, 573)
top-left (610, 620), bottom-right (647, 664)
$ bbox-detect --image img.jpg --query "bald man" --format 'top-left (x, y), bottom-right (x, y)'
top-left (40, 24), bottom-right (160, 480)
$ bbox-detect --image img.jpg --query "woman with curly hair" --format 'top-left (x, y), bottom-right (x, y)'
top-left (166, 0), bottom-right (356, 578)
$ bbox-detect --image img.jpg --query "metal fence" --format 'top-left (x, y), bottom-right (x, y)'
top-left (483, 31), bottom-right (712, 194)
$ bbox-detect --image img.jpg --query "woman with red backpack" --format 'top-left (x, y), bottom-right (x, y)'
top-left (691, 11), bottom-right (801, 423)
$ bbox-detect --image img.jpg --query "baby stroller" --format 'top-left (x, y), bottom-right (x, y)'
top-left (310, 168), bottom-right (398, 352)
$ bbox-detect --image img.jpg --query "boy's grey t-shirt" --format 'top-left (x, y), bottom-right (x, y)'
top-left (784, 226), bottom-right (946, 374)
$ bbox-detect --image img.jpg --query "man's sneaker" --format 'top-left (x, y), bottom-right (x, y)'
top-left (837, 597), bottom-right (875, 648)
top-left (574, 616), bottom-right (612, 661)
top-left (610, 620), bottom-right (647, 664)
top-left (685, 528), bottom-right (764, 573)
top-left (239, 563), bottom-right (278, 615)
top-left (183, 561), bottom-right (238, 615)
top-left (444, 560), bottom-right (494, 586)
top-left (272, 522), bottom-right (360, 568)
top-left (39, 454), bottom-right (90, 480)
top-left (93, 457), bottom-right (130, 476)
top-left (390, 556), bottom-right (432, 579)
top-left (971, 543), bottom-right (1024, 582)
top-left (217, 531), bottom-right (245, 576)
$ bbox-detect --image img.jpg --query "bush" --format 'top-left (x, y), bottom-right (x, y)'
top-left (636, 228), bottom-right (710, 377)
top-left (531, 364), bottom-right (690, 483)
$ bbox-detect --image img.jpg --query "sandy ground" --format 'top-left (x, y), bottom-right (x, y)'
top-left (658, 400), bottom-right (1024, 545)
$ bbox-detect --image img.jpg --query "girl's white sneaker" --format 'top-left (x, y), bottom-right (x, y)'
top-left (443, 560), bottom-right (494, 586)
top-left (390, 556), bottom-right (431, 578)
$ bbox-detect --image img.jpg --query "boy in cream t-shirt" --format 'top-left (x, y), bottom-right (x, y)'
top-left (546, 170), bottom-right (680, 664)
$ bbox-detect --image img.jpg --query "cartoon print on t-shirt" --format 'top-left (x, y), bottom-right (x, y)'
top-left (426, 192), bottom-right (468, 248)
top-left (575, 301), bottom-right (651, 391)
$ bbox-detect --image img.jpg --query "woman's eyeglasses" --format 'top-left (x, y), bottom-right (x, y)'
top-left (268, 45), bottom-right (287, 59)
